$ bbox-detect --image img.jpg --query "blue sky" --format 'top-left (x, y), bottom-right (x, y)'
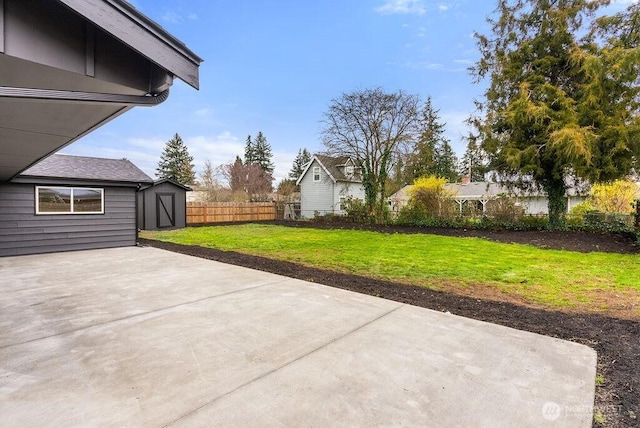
top-left (61, 0), bottom-right (635, 183)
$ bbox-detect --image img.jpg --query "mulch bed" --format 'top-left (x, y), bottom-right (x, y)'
top-left (138, 222), bottom-right (639, 427)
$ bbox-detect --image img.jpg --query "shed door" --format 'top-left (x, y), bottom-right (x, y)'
top-left (156, 193), bottom-right (176, 228)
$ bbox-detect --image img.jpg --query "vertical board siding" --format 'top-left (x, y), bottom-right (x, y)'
top-left (140, 181), bottom-right (187, 230)
top-left (0, 183), bottom-right (136, 256)
top-left (299, 159), bottom-right (335, 218)
top-left (186, 202), bottom-right (276, 224)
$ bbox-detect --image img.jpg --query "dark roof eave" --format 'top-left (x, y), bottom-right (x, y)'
top-left (11, 175), bottom-right (153, 187)
top-left (57, 0), bottom-right (203, 89)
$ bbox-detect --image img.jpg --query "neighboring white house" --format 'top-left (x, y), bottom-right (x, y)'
top-left (296, 155), bottom-right (366, 218)
top-left (388, 178), bottom-right (588, 216)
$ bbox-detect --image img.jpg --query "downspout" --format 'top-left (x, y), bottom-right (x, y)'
top-left (135, 183), bottom-right (141, 245)
top-left (0, 87), bottom-right (169, 106)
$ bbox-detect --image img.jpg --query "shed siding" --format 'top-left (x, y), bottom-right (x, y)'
top-left (299, 159), bottom-right (335, 218)
top-left (139, 181), bottom-right (187, 230)
top-left (0, 183), bottom-right (136, 256)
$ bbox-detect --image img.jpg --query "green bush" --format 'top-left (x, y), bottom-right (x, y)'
top-left (342, 198), bottom-right (374, 223)
top-left (567, 201), bottom-right (595, 226)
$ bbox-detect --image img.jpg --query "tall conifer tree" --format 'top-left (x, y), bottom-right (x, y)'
top-left (156, 133), bottom-right (195, 185)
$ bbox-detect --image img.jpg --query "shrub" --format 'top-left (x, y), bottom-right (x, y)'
top-left (407, 176), bottom-right (457, 218)
top-left (485, 193), bottom-right (525, 221)
top-left (342, 197), bottom-right (374, 223)
top-left (567, 201), bottom-right (595, 226)
top-left (590, 179), bottom-right (638, 214)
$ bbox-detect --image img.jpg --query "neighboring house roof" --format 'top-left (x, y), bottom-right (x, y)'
top-left (296, 154), bottom-right (362, 185)
top-left (446, 182), bottom-right (507, 200)
top-left (388, 185), bottom-right (412, 202)
top-left (17, 154), bottom-right (153, 184)
top-left (390, 181), bottom-right (585, 202)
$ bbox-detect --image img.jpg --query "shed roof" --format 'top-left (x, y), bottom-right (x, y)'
top-left (19, 154), bottom-right (153, 183)
top-left (141, 178), bottom-right (192, 192)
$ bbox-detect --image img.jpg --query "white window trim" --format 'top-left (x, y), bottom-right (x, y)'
top-left (338, 196), bottom-right (346, 211)
top-left (35, 186), bottom-right (105, 215)
top-left (312, 167), bottom-right (321, 182)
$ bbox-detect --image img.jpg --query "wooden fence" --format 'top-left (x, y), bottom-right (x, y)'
top-left (186, 202), bottom-right (276, 224)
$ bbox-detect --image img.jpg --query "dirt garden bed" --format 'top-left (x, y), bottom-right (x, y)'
top-left (139, 222), bottom-right (639, 427)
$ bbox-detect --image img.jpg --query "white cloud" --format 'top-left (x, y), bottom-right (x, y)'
top-left (62, 131), bottom-right (298, 184)
top-left (186, 133), bottom-right (298, 184)
top-left (440, 110), bottom-right (473, 155)
top-left (272, 151), bottom-right (297, 184)
top-left (404, 61), bottom-right (444, 70)
top-left (161, 11), bottom-right (182, 24)
top-left (438, 3), bottom-right (450, 12)
top-left (375, 0), bottom-right (426, 15)
top-left (160, 9), bottom-right (198, 24)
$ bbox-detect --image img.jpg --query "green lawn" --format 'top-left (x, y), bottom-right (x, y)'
top-left (141, 224), bottom-right (640, 316)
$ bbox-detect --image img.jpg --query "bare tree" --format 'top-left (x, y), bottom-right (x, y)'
top-left (321, 87), bottom-right (421, 221)
top-left (221, 156), bottom-right (273, 202)
top-left (198, 159), bottom-right (231, 202)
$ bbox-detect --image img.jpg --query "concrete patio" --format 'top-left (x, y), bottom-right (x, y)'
top-left (0, 246), bottom-right (596, 426)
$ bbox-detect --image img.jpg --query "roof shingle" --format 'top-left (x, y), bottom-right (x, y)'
top-left (20, 154), bottom-right (153, 183)
top-left (314, 154), bottom-right (361, 182)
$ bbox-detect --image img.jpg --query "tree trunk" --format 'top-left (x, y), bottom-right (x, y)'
top-left (544, 178), bottom-right (567, 229)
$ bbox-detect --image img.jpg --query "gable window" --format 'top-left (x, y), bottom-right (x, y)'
top-left (345, 165), bottom-right (354, 177)
top-left (313, 167), bottom-right (321, 182)
top-left (36, 186), bottom-right (104, 214)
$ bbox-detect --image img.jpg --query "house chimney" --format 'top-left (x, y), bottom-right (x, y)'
top-left (461, 174), bottom-right (471, 185)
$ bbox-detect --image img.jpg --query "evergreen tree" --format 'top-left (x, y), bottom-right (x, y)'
top-left (289, 148), bottom-right (311, 180)
top-left (253, 131), bottom-right (275, 174)
top-left (459, 136), bottom-right (487, 182)
top-left (156, 133), bottom-right (195, 185)
top-left (471, 0), bottom-right (640, 226)
top-left (433, 141), bottom-right (459, 183)
top-left (244, 135), bottom-right (255, 165)
top-left (405, 97), bottom-right (456, 182)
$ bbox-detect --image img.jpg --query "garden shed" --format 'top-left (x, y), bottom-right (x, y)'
top-left (137, 179), bottom-right (191, 230)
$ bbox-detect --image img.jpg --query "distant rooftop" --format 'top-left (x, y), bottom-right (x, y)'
top-left (20, 154), bottom-right (153, 183)
top-left (314, 154), bottom-right (362, 183)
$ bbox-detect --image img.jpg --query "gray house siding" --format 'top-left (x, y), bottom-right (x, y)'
top-left (299, 159), bottom-right (335, 218)
top-left (332, 182), bottom-right (367, 215)
top-left (138, 181), bottom-right (188, 230)
top-left (0, 183), bottom-right (137, 257)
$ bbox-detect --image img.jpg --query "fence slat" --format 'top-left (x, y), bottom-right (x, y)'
top-left (186, 202), bottom-right (276, 224)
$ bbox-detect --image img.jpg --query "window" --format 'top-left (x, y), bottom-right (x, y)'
top-left (36, 186), bottom-right (104, 214)
top-left (345, 165), bottom-right (354, 177)
top-left (338, 196), bottom-right (346, 211)
top-left (313, 167), bottom-right (321, 182)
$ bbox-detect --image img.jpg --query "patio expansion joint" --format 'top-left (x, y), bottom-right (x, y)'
top-left (0, 280), bottom-right (284, 350)
top-left (163, 304), bottom-right (404, 427)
